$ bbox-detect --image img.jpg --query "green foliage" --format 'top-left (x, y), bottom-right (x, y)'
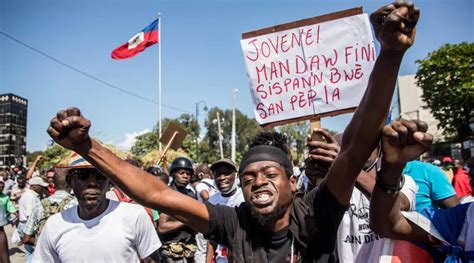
top-left (202, 107), bottom-right (262, 164)
top-left (278, 121), bottom-right (309, 162)
top-left (132, 114), bottom-right (199, 160)
top-left (131, 132), bottom-right (160, 158)
top-left (415, 42), bottom-right (474, 141)
top-left (26, 151), bottom-right (44, 166)
top-left (40, 144), bottom-right (70, 170)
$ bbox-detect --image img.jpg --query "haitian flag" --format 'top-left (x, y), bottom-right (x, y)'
top-left (111, 19), bottom-right (158, 60)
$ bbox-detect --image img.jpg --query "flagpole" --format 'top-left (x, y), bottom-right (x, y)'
top-left (158, 13), bottom-right (162, 151)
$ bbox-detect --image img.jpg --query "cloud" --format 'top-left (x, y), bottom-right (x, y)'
top-left (116, 128), bottom-right (151, 151)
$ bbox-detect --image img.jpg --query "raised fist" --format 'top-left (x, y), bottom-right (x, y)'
top-left (305, 128), bottom-right (340, 178)
top-left (382, 119), bottom-right (432, 165)
top-left (370, 1), bottom-right (420, 53)
top-left (47, 107), bottom-right (92, 152)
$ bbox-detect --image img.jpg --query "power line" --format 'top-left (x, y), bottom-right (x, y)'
top-left (0, 31), bottom-right (192, 114)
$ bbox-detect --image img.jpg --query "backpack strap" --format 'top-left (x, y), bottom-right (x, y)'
top-left (201, 181), bottom-right (216, 191)
top-left (113, 188), bottom-right (132, 203)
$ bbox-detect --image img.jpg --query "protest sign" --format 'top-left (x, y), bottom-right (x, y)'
top-left (241, 7), bottom-right (377, 128)
top-left (158, 122), bottom-right (187, 164)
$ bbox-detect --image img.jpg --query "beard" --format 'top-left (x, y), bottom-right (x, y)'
top-left (249, 202), bottom-right (289, 227)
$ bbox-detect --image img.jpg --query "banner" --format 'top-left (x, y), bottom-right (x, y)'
top-left (241, 9), bottom-right (376, 127)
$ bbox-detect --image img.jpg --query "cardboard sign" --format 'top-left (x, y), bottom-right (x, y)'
top-left (241, 8), bottom-right (376, 128)
top-left (159, 122), bottom-right (188, 150)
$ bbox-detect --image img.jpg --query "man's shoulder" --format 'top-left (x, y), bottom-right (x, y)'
top-left (112, 200), bottom-right (150, 219)
top-left (208, 192), bottom-right (222, 204)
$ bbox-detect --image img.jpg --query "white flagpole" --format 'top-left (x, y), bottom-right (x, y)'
top-left (158, 13), bottom-right (162, 151)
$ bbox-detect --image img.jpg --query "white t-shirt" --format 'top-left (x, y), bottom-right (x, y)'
top-left (458, 202), bottom-right (474, 251)
top-left (195, 179), bottom-right (218, 202)
top-left (336, 175), bottom-right (418, 263)
top-left (18, 189), bottom-right (40, 222)
top-left (208, 187), bottom-right (244, 207)
top-left (33, 200), bottom-right (161, 263)
top-left (208, 187), bottom-right (245, 263)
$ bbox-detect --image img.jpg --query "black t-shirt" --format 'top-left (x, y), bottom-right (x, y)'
top-left (205, 182), bottom-right (346, 262)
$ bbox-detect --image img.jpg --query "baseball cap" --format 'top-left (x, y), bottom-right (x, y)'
top-left (442, 156), bottom-right (453, 164)
top-left (210, 158), bottom-right (237, 172)
top-left (29, 177), bottom-right (48, 187)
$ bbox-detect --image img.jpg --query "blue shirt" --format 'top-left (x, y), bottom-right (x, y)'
top-left (403, 160), bottom-right (456, 211)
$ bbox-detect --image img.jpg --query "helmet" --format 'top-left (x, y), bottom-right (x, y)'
top-left (169, 157), bottom-right (194, 175)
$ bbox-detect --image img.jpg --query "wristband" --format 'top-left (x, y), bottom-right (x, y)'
top-left (375, 173), bottom-right (405, 194)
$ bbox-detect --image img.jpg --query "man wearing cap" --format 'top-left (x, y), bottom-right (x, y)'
top-left (33, 153), bottom-right (161, 262)
top-left (441, 156), bottom-right (454, 183)
top-left (47, 2), bottom-right (420, 261)
top-left (206, 159), bottom-right (244, 263)
top-left (18, 177), bottom-right (47, 262)
top-left (22, 167), bottom-right (77, 247)
top-left (158, 157), bottom-right (197, 262)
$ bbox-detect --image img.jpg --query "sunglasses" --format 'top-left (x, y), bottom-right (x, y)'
top-left (70, 169), bottom-right (107, 182)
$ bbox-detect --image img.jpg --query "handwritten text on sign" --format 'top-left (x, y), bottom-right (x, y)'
top-left (241, 14), bottom-right (376, 126)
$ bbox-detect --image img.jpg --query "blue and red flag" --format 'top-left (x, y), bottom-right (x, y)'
top-left (111, 19), bottom-right (158, 60)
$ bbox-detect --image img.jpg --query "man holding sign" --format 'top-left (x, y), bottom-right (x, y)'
top-left (46, 2), bottom-right (419, 262)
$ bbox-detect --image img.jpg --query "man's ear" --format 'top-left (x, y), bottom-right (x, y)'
top-left (290, 175), bottom-right (298, 193)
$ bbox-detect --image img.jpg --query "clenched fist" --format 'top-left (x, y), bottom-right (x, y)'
top-left (382, 119), bottom-right (432, 165)
top-left (47, 107), bottom-right (92, 152)
top-left (370, 1), bottom-right (420, 53)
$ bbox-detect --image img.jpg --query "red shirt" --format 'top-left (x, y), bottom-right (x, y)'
top-left (47, 184), bottom-right (56, 195)
top-left (452, 168), bottom-right (472, 198)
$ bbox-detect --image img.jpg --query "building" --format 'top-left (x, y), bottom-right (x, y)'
top-left (397, 75), bottom-right (445, 142)
top-left (0, 93), bottom-right (28, 168)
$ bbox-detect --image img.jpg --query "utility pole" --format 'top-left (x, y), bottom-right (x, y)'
top-left (216, 111), bottom-right (224, 159)
top-left (195, 101), bottom-right (207, 161)
top-left (231, 88), bottom-right (238, 163)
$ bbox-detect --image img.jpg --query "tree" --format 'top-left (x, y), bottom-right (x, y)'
top-left (40, 144), bottom-right (70, 170)
top-left (131, 132), bottom-right (159, 158)
top-left (415, 42), bottom-right (474, 141)
top-left (131, 113), bottom-right (199, 161)
top-left (203, 107), bottom-right (262, 163)
top-left (26, 151), bottom-right (45, 166)
top-left (278, 121), bottom-right (309, 161)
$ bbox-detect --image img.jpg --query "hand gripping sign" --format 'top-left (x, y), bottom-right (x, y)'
top-left (241, 8), bottom-right (376, 128)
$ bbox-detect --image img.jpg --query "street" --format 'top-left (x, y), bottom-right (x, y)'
top-left (5, 224), bottom-right (24, 263)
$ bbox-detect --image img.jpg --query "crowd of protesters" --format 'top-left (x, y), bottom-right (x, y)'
top-left (0, 1), bottom-right (473, 262)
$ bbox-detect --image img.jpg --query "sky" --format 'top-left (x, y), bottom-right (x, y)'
top-left (1, 0), bottom-right (473, 152)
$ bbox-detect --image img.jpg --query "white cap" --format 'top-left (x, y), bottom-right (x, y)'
top-left (29, 177), bottom-right (48, 187)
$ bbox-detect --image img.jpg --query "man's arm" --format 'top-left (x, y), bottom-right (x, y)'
top-left (26, 155), bottom-right (43, 179)
top-left (318, 2), bottom-right (420, 206)
top-left (370, 119), bottom-right (440, 244)
top-left (206, 240), bottom-right (216, 263)
top-left (200, 190), bottom-right (210, 202)
top-left (356, 172), bottom-right (412, 211)
top-left (157, 212), bottom-right (186, 234)
top-left (47, 108), bottom-right (210, 235)
top-left (308, 129), bottom-right (412, 211)
top-left (436, 196), bottom-right (459, 208)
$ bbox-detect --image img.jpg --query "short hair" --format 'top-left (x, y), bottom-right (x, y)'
top-left (249, 131), bottom-right (291, 157)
